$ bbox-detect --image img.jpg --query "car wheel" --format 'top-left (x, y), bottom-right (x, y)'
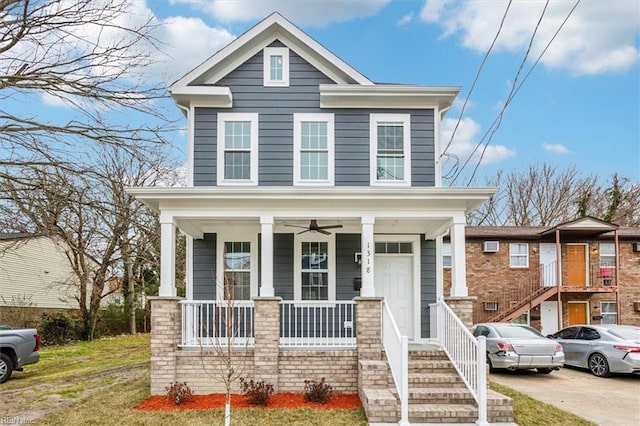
top-left (588, 353), bottom-right (610, 377)
top-left (536, 368), bottom-right (553, 374)
top-left (0, 353), bottom-right (13, 384)
top-left (487, 356), bottom-right (497, 373)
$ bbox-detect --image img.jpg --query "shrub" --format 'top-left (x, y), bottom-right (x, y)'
top-left (39, 312), bottom-right (83, 345)
top-left (165, 382), bottom-right (193, 405)
top-left (303, 378), bottom-right (332, 404)
top-left (239, 377), bottom-right (274, 406)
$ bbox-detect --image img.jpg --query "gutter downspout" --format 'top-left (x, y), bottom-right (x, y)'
top-left (615, 229), bottom-right (620, 325)
top-left (556, 230), bottom-right (562, 329)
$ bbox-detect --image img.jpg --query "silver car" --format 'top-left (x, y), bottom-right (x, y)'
top-left (473, 323), bottom-right (565, 374)
top-left (549, 324), bottom-right (640, 377)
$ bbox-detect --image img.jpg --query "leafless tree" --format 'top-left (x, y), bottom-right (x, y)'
top-left (468, 164), bottom-right (638, 227)
top-left (1, 0), bottom-right (175, 176)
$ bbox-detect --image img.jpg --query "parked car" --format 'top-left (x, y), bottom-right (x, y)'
top-left (0, 325), bottom-right (41, 383)
top-left (548, 324), bottom-right (640, 377)
top-left (473, 322), bottom-right (565, 374)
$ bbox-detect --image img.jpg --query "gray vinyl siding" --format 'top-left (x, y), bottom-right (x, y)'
top-left (192, 41), bottom-right (436, 187)
top-left (193, 233), bottom-right (216, 300)
top-left (421, 237), bottom-right (437, 338)
top-left (336, 234), bottom-right (361, 300)
top-left (273, 233), bottom-right (294, 299)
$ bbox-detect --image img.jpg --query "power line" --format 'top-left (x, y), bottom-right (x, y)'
top-left (440, 0), bottom-right (514, 180)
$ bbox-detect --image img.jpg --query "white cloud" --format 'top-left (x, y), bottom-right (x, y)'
top-left (397, 12), bottom-right (414, 26)
top-left (441, 117), bottom-right (516, 167)
top-left (543, 143), bottom-right (571, 155)
top-left (420, 0), bottom-right (640, 76)
top-left (173, 0), bottom-right (391, 26)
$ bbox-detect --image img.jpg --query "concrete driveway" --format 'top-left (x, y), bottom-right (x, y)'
top-left (490, 366), bottom-right (640, 426)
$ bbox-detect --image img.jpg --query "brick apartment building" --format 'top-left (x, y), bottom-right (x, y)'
top-left (444, 217), bottom-right (640, 335)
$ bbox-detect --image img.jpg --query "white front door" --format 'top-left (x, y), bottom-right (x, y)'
top-left (540, 301), bottom-right (559, 336)
top-left (540, 243), bottom-right (557, 287)
top-left (375, 255), bottom-right (414, 339)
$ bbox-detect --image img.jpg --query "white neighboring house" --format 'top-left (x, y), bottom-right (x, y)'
top-left (0, 233), bottom-right (115, 313)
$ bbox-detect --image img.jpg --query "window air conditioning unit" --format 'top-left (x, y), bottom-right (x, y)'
top-left (483, 241), bottom-right (499, 253)
top-left (484, 302), bottom-right (498, 311)
top-left (633, 301), bottom-right (640, 312)
top-left (634, 242), bottom-right (640, 252)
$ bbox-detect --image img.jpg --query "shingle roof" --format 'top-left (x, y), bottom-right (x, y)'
top-left (0, 233), bottom-right (39, 241)
top-left (465, 226), bottom-right (640, 239)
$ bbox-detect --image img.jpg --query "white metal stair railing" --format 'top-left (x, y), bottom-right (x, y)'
top-left (434, 297), bottom-right (488, 426)
top-left (382, 301), bottom-right (409, 426)
top-left (180, 300), bottom-right (255, 348)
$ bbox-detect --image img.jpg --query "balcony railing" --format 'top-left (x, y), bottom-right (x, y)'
top-left (279, 301), bottom-right (356, 348)
top-left (181, 300), bottom-right (254, 348)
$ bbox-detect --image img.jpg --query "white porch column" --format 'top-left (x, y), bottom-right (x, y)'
top-left (360, 216), bottom-right (375, 297)
top-left (159, 217), bottom-right (177, 297)
top-left (450, 218), bottom-right (468, 297)
top-left (260, 216), bottom-right (274, 297)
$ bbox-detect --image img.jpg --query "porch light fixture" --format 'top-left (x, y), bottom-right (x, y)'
top-left (354, 252), bottom-right (362, 265)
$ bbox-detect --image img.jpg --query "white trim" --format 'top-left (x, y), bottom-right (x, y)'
top-left (293, 113), bottom-right (335, 186)
top-left (171, 86), bottom-right (233, 109)
top-left (217, 112), bottom-right (259, 186)
top-left (186, 236), bottom-right (193, 300)
top-left (187, 105), bottom-right (195, 186)
top-left (509, 242), bottom-right (529, 268)
top-left (320, 84), bottom-right (459, 109)
top-left (294, 232), bottom-right (336, 301)
top-left (374, 234), bottom-right (422, 341)
top-left (216, 229), bottom-right (259, 301)
top-left (263, 47), bottom-right (289, 87)
top-left (370, 113), bottom-right (411, 186)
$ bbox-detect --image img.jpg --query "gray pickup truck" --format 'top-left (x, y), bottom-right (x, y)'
top-left (0, 326), bottom-right (40, 383)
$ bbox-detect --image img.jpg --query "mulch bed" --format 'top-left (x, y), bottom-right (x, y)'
top-left (134, 393), bottom-right (362, 411)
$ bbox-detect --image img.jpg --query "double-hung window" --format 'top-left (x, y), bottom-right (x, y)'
top-left (442, 243), bottom-right (452, 268)
top-left (217, 113), bottom-right (258, 185)
top-left (600, 301), bottom-right (617, 324)
top-left (370, 114), bottom-right (411, 185)
top-left (509, 243), bottom-right (529, 268)
top-left (294, 113), bottom-right (334, 185)
top-left (294, 234), bottom-right (335, 301)
top-left (263, 47), bottom-right (289, 87)
top-left (599, 243), bottom-right (615, 267)
top-left (223, 242), bottom-right (251, 300)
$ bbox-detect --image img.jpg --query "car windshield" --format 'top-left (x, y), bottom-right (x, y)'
top-left (495, 325), bottom-right (543, 338)
top-left (609, 327), bottom-right (640, 342)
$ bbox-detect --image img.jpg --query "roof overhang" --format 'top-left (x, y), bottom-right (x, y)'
top-left (320, 85), bottom-right (460, 110)
top-left (540, 216), bottom-right (619, 236)
top-left (170, 86), bottom-right (233, 109)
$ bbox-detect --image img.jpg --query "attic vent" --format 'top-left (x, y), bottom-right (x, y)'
top-left (483, 241), bottom-right (499, 253)
top-left (484, 302), bottom-right (498, 311)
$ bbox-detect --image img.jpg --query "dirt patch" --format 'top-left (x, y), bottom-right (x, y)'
top-left (134, 392), bottom-right (362, 411)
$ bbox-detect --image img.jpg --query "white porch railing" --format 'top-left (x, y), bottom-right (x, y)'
top-left (433, 297), bottom-right (488, 426)
top-left (382, 301), bottom-right (409, 426)
top-left (180, 300), bottom-right (255, 348)
top-left (279, 301), bottom-right (356, 348)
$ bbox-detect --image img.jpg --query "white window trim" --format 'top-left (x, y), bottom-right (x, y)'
top-left (216, 112), bottom-right (259, 186)
top-left (442, 242), bottom-right (452, 269)
top-left (599, 243), bottom-right (616, 268)
top-left (263, 47), bottom-right (289, 87)
top-left (293, 113), bottom-right (335, 186)
top-left (294, 232), bottom-right (336, 301)
top-left (600, 301), bottom-right (617, 324)
top-left (509, 243), bottom-right (529, 268)
top-left (370, 113), bottom-right (411, 186)
top-left (216, 230), bottom-right (259, 301)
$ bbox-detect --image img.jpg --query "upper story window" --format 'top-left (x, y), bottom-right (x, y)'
top-left (442, 242), bottom-right (452, 268)
top-left (370, 114), bottom-right (411, 185)
top-left (263, 47), bottom-right (289, 87)
top-left (509, 243), bottom-right (529, 268)
top-left (599, 243), bottom-right (615, 267)
top-left (217, 113), bottom-right (258, 185)
top-left (294, 113), bottom-right (334, 185)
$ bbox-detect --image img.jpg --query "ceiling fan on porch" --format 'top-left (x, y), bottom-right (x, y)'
top-left (285, 219), bottom-right (343, 235)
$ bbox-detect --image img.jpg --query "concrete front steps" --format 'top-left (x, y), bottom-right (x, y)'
top-left (360, 347), bottom-right (514, 424)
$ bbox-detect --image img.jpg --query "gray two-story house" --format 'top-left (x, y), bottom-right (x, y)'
top-left (130, 13), bottom-right (510, 424)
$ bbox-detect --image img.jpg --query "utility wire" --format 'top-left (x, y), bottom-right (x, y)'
top-left (453, 0), bottom-right (582, 186)
top-left (440, 0), bottom-right (514, 180)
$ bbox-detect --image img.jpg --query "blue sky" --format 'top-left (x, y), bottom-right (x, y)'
top-left (31, 0), bottom-right (640, 184)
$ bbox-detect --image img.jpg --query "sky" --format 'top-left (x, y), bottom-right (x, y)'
top-left (29, 0), bottom-right (640, 185)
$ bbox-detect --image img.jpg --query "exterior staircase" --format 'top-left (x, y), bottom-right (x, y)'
top-left (487, 285), bottom-right (559, 323)
top-left (360, 346), bottom-right (514, 424)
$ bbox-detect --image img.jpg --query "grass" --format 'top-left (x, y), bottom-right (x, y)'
top-left (3, 335), bottom-right (597, 425)
top-left (490, 382), bottom-right (596, 426)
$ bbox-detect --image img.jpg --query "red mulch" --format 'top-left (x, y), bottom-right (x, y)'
top-left (134, 393), bottom-right (362, 411)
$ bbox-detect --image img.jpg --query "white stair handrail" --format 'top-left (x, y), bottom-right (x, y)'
top-left (382, 301), bottom-right (409, 426)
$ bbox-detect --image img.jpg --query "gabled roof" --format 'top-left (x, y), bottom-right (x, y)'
top-left (539, 216), bottom-right (618, 236)
top-left (171, 12), bottom-right (372, 92)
